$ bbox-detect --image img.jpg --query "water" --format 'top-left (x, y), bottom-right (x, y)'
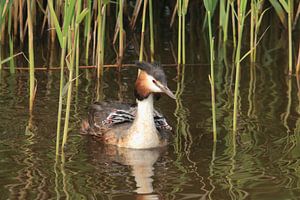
top-left (1, 29), bottom-right (300, 200)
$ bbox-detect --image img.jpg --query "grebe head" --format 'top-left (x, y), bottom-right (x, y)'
top-left (135, 61), bottom-right (176, 100)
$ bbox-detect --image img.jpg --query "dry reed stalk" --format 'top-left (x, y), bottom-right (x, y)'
top-left (118, 0), bottom-right (124, 66)
top-left (96, 0), bottom-right (103, 76)
top-left (19, 0), bottom-right (24, 42)
top-left (149, 0), bottom-right (154, 62)
top-left (13, 0), bottom-right (18, 37)
top-left (139, 0), bottom-right (148, 61)
top-left (296, 43), bottom-right (300, 75)
top-left (27, 0), bottom-right (35, 112)
top-left (130, 0), bottom-right (142, 29)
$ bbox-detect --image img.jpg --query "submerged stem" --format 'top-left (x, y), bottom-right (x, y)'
top-left (208, 11), bottom-right (217, 142)
top-left (56, 37), bottom-right (66, 155)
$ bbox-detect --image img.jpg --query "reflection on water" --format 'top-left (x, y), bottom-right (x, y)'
top-left (86, 144), bottom-right (164, 200)
top-left (1, 30), bottom-right (300, 199)
top-left (2, 61), bottom-right (300, 199)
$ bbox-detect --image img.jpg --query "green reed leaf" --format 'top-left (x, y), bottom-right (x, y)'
top-left (62, 81), bottom-right (70, 98)
top-left (256, 7), bottom-right (271, 30)
top-left (203, 0), bottom-right (218, 16)
top-left (62, 0), bottom-right (76, 35)
top-left (76, 8), bottom-right (89, 24)
top-left (279, 0), bottom-right (289, 12)
top-left (269, 0), bottom-right (287, 25)
top-left (48, 0), bottom-right (63, 46)
top-left (182, 0), bottom-right (189, 15)
top-left (0, 52), bottom-right (22, 65)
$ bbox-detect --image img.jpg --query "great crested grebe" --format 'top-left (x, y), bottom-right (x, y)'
top-left (81, 61), bottom-right (176, 149)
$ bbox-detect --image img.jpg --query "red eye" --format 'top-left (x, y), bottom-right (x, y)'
top-left (152, 80), bottom-right (156, 84)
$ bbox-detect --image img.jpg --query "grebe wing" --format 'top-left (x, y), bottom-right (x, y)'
top-left (81, 101), bottom-right (132, 136)
top-left (81, 101), bottom-right (172, 136)
top-left (88, 101), bottom-right (132, 127)
top-left (101, 107), bottom-right (172, 131)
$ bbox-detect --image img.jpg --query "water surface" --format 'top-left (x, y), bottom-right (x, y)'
top-left (1, 28), bottom-right (300, 200)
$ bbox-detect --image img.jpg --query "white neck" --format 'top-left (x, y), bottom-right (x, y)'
top-left (126, 94), bottom-right (160, 149)
top-left (134, 94), bottom-right (155, 127)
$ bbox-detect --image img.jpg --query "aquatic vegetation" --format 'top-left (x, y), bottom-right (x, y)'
top-left (204, 0), bottom-right (217, 141)
top-left (0, 0), bottom-right (298, 148)
top-left (27, 0), bottom-right (35, 113)
top-left (233, 0), bottom-right (248, 132)
top-left (139, 0), bottom-right (147, 61)
top-left (48, 0), bottom-right (88, 154)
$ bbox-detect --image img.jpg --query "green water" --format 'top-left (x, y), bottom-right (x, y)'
top-left (1, 22), bottom-right (300, 200)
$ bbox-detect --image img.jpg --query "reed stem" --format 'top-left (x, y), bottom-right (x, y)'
top-left (8, 5), bottom-right (15, 74)
top-left (182, 14), bottom-right (185, 64)
top-left (62, 32), bottom-right (76, 149)
top-left (100, 5), bottom-right (107, 68)
top-left (62, 0), bottom-right (86, 148)
top-left (84, 0), bottom-right (92, 64)
top-left (61, 50), bottom-right (75, 148)
top-left (118, 0), bottom-right (123, 65)
top-left (208, 11), bottom-right (217, 142)
top-left (149, 0), bottom-right (154, 62)
top-left (139, 0), bottom-right (148, 61)
top-left (75, 2), bottom-right (82, 87)
top-left (288, 0), bottom-right (292, 75)
top-left (19, 0), bottom-right (24, 43)
top-left (55, 37), bottom-right (66, 155)
top-left (177, 0), bottom-right (182, 65)
top-left (76, 37), bottom-right (79, 87)
top-left (231, 3), bottom-right (236, 48)
top-left (233, 0), bottom-right (247, 132)
top-left (223, 0), bottom-right (230, 43)
top-left (296, 43), bottom-right (300, 75)
top-left (250, 0), bottom-right (254, 62)
top-left (96, 0), bottom-right (103, 77)
top-left (27, 0), bottom-right (35, 113)
top-left (181, 0), bottom-right (189, 65)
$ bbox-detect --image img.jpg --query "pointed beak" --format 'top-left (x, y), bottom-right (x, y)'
top-left (161, 86), bottom-right (176, 99)
top-left (153, 80), bottom-right (176, 99)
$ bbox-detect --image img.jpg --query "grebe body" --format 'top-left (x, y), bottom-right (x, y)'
top-left (81, 61), bottom-right (175, 149)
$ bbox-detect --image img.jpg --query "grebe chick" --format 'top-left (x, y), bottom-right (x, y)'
top-left (81, 61), bottom-right (176, 149)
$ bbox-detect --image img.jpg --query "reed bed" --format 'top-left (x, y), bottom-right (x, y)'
top-left (0, 0), bottom-right (299, 151)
